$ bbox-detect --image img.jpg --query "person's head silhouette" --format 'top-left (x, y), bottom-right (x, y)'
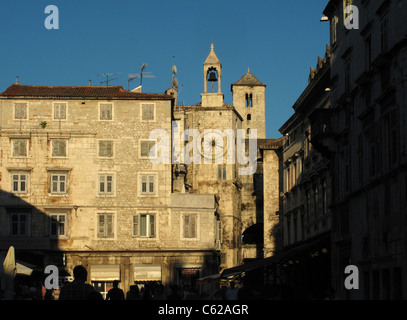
top-left (73, 265), bottom-right (88, 282)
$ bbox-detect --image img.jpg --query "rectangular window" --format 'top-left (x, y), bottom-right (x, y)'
top-left (98, 174), bottom-right (114, 195)
top-left (218, 165), bottom-right (226, 181)
top-left (10, 213), bottom-right (28, 236)
top-left (50, 213), bottom-right (67, 237)
top-left (140, 174), bottom-right (156, 195)
top-left (53, 103), bottom-right (67, 120)
top-left (14, 102), bottom-right (27, 120)
top-left (100, 103), bottom-right (113, 120)
top-left (141, 104), bottom-right (155, 121)
top-left (12, 139), bottom-right (28, 157)
top-left (97, 213), bottom-right (114, 238)
top-left (51, 140), bottom-right (67, 157)
top-left (140, 140), bottom-right (156, 158)
top-left (51, 174), bottom-right (67, 194)
top-left (11, 173), bottom-right (28, 193)
top-left (183, 214), bottom-right (197, 239)
top-left (133, 214), bottom-right (156, 238)
top-left (98, 140), bottom-right (113, 157)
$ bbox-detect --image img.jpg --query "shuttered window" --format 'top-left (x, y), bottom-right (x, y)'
top-left (140, 140), bottom-right (156, 158)
top-left (52, 140), bottom-right (67, 157)
top-left (141, 104), bottom-right (154, 121)
top-left (54, 103), bottom-right (67, 120)
top-left (98, 213), bottom-right (114, 238)
top-left (12, 139), bottom-right (28, 157)
top-left (100, 103), bottom-right (113, 120)
top-left (183, 214), bottom-right (197, 239)
top-left (99, 140), bottom-right (113, 157)
top-left (14, 103), bottom-right (27, 120)
top-left (133, 214), bottom-right (156, 238)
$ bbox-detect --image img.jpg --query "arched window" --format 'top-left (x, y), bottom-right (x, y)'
top-left (247, 114), bottom-right (251, 121)
top-left (245, 93), bottom-right (253, 107)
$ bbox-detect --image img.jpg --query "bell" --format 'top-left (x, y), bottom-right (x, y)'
top-left (208, 71), bottom-right (218, 82)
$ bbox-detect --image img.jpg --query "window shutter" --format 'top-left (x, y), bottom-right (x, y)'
top-left (98, 215), bottom-right (105, 237)
top-left (190, 214), bottom-right (197, 238)
top-left (141, 142), bottom-right (149, 157)
top-left (149, 175), bottom-right (155, 193)
top-left (150, 215), bottom-right (155, 238)
top-left (106, 214), bottom-right (113, 237)
top-left (184, 215), bottom-right (190, 238)
top-left (133, 215), bottom-right (139, 237)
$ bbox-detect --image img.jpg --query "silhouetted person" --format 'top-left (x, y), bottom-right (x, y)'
top-left (59, 265), bottom-right (96, 300)
top-left (87, 290), bottom-right (104, 300)
top-left (126, 285), bottom-right (140, 300)
top-left (106, 280), bottom-right (124, 300)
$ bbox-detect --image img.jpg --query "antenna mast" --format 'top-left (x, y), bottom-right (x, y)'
top-left (97, 72), bottom-right (122, 86)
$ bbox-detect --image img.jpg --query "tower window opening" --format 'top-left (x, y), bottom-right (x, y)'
top-left (245, 93), bottom-right (253, 107)
top-left (247, 114), bottom-right (252, 121)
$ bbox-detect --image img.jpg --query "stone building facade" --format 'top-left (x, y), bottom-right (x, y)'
top-left (322, 0), bottom-right (407, 299)
top-left (0, 84), bottom-right (220, 297)
top-left (278, 46), bottom-right (333, 299)
top-left (0, 44), bottom-right (283, 297)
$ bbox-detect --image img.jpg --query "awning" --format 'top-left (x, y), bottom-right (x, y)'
top-left (90, 264), bottom-right (120, 281)
top-left (196, 273), bottom-right (221, 285)
top-left (133, 264), bottom-right (161, 282)
top-left (221, 233), bottom-right (330, 278)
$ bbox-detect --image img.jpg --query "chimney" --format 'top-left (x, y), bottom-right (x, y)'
top-left (16, 76), bottom-right (19, 84)
top-left (89, 80), bottom-right (92, 86)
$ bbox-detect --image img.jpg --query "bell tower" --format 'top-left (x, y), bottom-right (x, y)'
top-left (201, 44), bottom-right (224, 107)
top-left (231, 68), bottom-right (266, 139)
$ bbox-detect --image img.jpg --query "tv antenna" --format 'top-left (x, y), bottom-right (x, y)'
top-left (128, 63), bottom-right (155, 89)
top-left (97, 72), bottom-right (122, 86)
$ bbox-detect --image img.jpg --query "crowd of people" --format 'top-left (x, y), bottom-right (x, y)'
top-left (4, 265), bottom-right (336, 300)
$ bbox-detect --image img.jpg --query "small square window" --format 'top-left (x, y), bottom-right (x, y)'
top-left (99, 140), bottom-right (113, 157)
top-left (141, 104), bottom-right (155, 121)
top-left (11, 173), bottom-right (28, 193)
top-left (51, 174), bottom-right (67, 194)
top-left (50, 213), bottom-right (67, 237)
top-left (140, 140), bottom-right (156, 158)
top-left (140, 174), bottom-right (156, 195)
top-left (51, 140), bottom-right (67, 157)
top-left (14, 103), bottom-right (27, 120)
top-left (98, 174), bottom-right (114, 194)
top-left (12, 139), bottom-right (28, 157)
top-left (10, 213), bottom-right (29, 236)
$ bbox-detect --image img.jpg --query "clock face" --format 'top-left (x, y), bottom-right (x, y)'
top-left (199, 131), bottom-right (230, 162)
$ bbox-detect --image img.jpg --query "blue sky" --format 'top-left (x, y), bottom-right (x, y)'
top-left (0, 0), bottom-right (329, 138)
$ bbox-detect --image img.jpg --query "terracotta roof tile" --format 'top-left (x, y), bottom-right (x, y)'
top-left (0, 84), bottom-right (173, 100)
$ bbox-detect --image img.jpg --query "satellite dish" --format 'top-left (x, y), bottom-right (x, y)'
top-left (172, 77), bottom-right (179, 89)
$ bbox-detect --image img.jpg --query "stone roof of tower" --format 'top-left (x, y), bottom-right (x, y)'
top-left (232, 70), bottom-right (266, 87)
top-left (204, 44), bottom-right (221, 65)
